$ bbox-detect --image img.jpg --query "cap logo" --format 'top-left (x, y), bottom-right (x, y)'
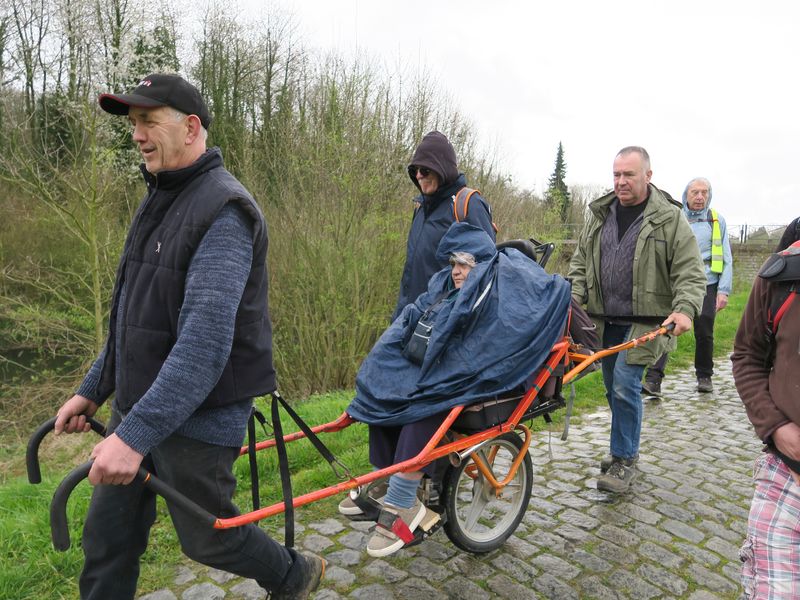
top-left (138, 79), bottom-right (152, 87)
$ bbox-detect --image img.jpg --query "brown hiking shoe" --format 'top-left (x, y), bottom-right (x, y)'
top-left (271, 551), bottom-right (325, 599)
top-left (641, 380), bottom-right (662, 397)
top-left (697, 377), bottom-right (713, 393)
top-left (600, 453), bottom-right (638, 474)
top-left (597, 457), bottom-right (637, 493)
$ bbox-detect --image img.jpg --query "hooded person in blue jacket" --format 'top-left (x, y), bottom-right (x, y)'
top-left (643, 177), bottom-right (733, 395)
top-left (393, 131), bottom-right (496, 320)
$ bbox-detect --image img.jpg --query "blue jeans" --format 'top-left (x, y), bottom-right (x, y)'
top-left (601, 323), bottom-right (645, 460)
top-left (79, 411), bottom-right (305, 600)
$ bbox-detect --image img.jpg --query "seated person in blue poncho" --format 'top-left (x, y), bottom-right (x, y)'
top-left (339, 222), bottom-right (572, 558)
top-left (340, 250), bottom-right (477, 558)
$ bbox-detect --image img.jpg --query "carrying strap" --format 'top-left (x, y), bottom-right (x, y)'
top-left (770, 283), bottom-right (798, 334)
top-left (560, 382), bottom-right (576, 442)
top-left (270, 391), bottom-right (352, 548)
top-left (452, 187), bottom-right (499, 233)
top-left (376, 508), bottom-right (415, 544)
top-left (452, 187), bottom-right (480, 222)
top-left (765, 282), bottom-right (798, 367)
top-left (246, 408), bottom-right (270, 510)
top-left (413, 187), bottom-right (498, 233)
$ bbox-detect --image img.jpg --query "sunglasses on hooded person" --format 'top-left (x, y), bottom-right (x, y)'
top-left (408, 165), bottom-right (432, 178)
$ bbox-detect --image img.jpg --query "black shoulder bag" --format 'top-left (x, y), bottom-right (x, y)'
top-left (402, 290), bottom-right (456, 365)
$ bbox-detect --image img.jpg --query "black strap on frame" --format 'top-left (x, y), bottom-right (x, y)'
top-left (270, 391), bottom-right (351, 549)
top-left (246, 408), bottom-right (269, 510)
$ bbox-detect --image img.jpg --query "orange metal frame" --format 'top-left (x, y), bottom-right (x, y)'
top-left (215, 326), bottom-right (670, 530)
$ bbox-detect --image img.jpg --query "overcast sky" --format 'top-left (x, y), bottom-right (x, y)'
top-left (243, 0), bottom-right (798, 226)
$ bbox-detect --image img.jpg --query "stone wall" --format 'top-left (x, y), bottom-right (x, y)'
top-left (731, 243), bottom-right (772, 288)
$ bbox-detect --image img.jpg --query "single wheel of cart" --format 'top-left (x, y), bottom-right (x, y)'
top-left (442, 431), bottom-right (532, 553)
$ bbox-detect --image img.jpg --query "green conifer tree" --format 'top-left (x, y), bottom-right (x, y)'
top-left (546, 142), bottom-right (571, 222)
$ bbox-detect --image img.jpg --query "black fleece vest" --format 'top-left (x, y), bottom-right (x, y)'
top-left (97, 148), bottom-right (276, 412)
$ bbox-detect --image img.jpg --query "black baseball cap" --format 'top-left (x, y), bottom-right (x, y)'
top-left (99, 73), bottom-right (212, 129)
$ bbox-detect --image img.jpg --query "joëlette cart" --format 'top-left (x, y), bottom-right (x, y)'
top-left (27, 239), bottom-right (672, 555)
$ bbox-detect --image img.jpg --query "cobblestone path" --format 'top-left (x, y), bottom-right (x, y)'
top-left (138, 359), bottom-right (757, 599)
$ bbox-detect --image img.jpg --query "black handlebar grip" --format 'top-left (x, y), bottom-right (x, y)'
top-left (27, 417), bottom-right (57, 484)
top-left (50, 461), bottom-right (92, 550)
top-left (27, 417), bottom-right (106, 484)
top-left (49, 461), bottom-right (217, 552)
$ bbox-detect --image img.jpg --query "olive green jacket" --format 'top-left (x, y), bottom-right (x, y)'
top-left (568, 185), bottom-right (706, 365)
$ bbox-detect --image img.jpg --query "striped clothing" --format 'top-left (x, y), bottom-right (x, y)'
top-left (741, 452), bottom-right (800, 598)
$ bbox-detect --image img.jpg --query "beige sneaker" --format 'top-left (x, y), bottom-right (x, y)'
top-left (366, 499), bottom-right (440, 557)
top-left (337, 479), bottom-right (388, 517)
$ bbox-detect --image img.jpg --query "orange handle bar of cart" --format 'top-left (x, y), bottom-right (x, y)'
top-left (564, 322), bottom-right (675, 385)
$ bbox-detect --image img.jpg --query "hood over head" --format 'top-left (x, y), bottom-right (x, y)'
top-left (436, 222), bottom-right (497, 265)
top-left (682, 177), bottom-right (713, 216)
top-left (408, 131), bottom-right (459, 191)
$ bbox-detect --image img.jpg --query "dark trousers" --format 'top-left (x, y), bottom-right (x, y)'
top-left (369, 412), bottom-right (447, 477)
top-left (646, 283), bottom-right (718, 383)
top-left (79, 411), bottom-right (305, 600)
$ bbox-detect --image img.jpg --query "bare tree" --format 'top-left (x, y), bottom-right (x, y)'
top-left (92, 0), bottom-right (135, 90)
top-left (53, 0), bottom-right (93, 101)
top-left (0, 9), bottom-right (13, 87)
top-left (10, 0), bottom-right (51, 116)
top-left (0, 105), bottom-right (127, 357)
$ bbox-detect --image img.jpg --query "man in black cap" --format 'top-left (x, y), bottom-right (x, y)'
top-left (53, 73), bottom-right (324, 600)
top-left (394, 131), bottom-right (495, 318)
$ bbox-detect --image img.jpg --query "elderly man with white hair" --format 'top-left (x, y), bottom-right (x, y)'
top-left (643, 177), bottom-right (734, 395)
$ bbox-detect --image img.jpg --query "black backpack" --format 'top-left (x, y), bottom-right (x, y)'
top-left (758, 241), bottom-right (800, 365)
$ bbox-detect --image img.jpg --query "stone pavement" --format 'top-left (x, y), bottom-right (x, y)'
top-left (138, 359), bottom-right (758, 599)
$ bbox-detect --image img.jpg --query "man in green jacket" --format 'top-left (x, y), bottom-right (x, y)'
top-left (569, 146), bottom-right (705, 493)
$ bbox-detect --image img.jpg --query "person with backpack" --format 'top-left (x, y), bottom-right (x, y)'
top-left (642, 177), bottom-right (733, 395)
top-left (393, 131), bottom-right (495, 320)
top-left (732, 240), bottom-right (800, 597)
top-left (775, 216), bottom-right (800, 251)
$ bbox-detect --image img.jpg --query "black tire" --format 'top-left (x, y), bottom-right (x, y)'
top-left (442, 431), bottom-right (533, 553)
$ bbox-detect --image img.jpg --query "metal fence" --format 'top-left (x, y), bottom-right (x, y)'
top-left (726, 224), bottom-right (787, 245)
top-left (529, 223), bottom-right (790, 247)
top-left (537, 223), bottom-right (786, 245)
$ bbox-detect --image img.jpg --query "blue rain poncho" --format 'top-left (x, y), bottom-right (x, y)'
top-left (347, 223), bottom-right (571, 426)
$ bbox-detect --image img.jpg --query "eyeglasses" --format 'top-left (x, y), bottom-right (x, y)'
top-left (408, 165), bottom-right (432, 177)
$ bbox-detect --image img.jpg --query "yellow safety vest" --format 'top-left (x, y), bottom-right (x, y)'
top-left (709, 209), bottom-right (723, 274)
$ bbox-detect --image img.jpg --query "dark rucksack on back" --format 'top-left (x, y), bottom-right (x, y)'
top-left (758, 240), bottom-right (800, 365)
